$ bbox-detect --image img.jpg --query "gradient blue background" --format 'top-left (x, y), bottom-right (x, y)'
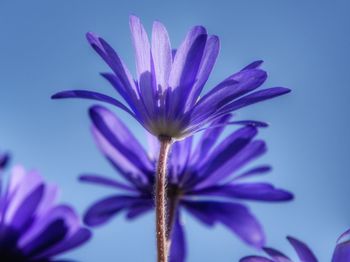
top-left (1, 0), bottom-right (349, 261)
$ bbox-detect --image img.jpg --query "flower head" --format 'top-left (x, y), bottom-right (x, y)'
top-left (52, 15), bottom-right (290, 140)
top-left (0, 165), bottom-right (91, 261)
top-left (80, 105), bottom-right (293, 261)
top-left (240, 229), bottom-right (350, 262)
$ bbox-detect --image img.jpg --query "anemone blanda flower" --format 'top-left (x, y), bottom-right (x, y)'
top-left (240, 229), bottom-right (350, 262)
top-left (79, 105), bottom-right (293, 261)
top-left (52, 15), bottom-right (290, 140)
top-left (0, 165), bottom-right (91, 261)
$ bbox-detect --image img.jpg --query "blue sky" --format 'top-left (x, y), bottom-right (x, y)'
top-left (1, 0), bottom-right (349, 260)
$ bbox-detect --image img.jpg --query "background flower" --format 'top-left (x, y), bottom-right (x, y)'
top-left (0, 165), bottom-right (91, 261)
top-left (52, 15), bottom-right (290, 140)
top-left (240, 228), bottom-right (350, 262)
top-left (80, 105), bottom-right (293, 261)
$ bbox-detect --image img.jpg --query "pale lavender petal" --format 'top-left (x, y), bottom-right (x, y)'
top-left (5, 168), bottom-right (43, 224)
top-left (287, 236), bottom-right (318, 262)
top-left (146, 131), bottom-right (159, 161)
top-left (129, 15), bottom-right (152, 82)
top-left (152, 21), bottom-right (172, 92)
top-left (129, 16), bottom-right (156, 116)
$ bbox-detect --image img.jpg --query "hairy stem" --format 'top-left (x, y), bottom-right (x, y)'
top-left (156, 136), bottom-right (172, 262)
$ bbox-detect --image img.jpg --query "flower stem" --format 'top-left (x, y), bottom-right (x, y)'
top-left (156, 136), bottom-right (172, 262)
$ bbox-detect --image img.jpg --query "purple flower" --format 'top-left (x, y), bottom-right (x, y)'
top-left (240, 229), bottom-right (350, 262)
top-left (0, 165), bottom-right (91, 261)
top-left (52, 15), bottom-right (290, 140)
top-left (80, 105), bottom-right (293, 261)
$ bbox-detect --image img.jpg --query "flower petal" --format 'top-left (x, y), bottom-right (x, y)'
top-left (34, 228), bottom-right (91, 260)
top-left (11, 185), bottom-right (44, 231)
top-left (191, 127), bottom-right (258, 188)
top-left (168, 26), bottom-right (207, 115)
top-left (169, 213), bottom-right (187, 262)
top-left (129, 16), bottom-right (156, 116)
top-left (332, 230), bottom-right (350, 262)
top-left (169, 137), bottom-right (193, 183)
top-left (19, 205), bottom-right (80, 249)
top-left (287, 236), bottom-right (318, 262)
top-left (129, 15), bottom-right (152, 83)
top-left (263, 247), bottom-right (292, 262)
top-left (218, 87), bottom-right (291, 116)
top-left (152, 20), bottom-right (172, 93)
top-left (5, 168), bottom-right (43, 224)
top-left (51, 90), bottom-right (136, 119)
top-left (240, 256), bottom-right (274, 262)
top-left (125, 201), bottom-right (153, 220)
top-left (79, 174), bottom-right (136, 192)
top-left (182, 200), bottom-right (265, 247)
top-left (233, 166), bottom-right (271, 181)
top-left (83, 195), bottom-right (147, 226)
top-left (190, 114), bottom-right (232, 166)
top-left (22, 219), bottom-right (68, 257)
top-left (184, 35), bottom-right (220, 111)
top-left (241, 60), bottom-right (264, 70)
top-left (197, 139), bottom-right (267, 189)
top-left (86, 32), bottom-right (140, 100)
top-left (189, 69), bottom-right (267, 125)
top-left (90, 105), bottom-right (153, 185)
top-left (189, 183), bottom-right (294, 202)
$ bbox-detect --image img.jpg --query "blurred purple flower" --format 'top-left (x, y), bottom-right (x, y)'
top-left (0, 165), bottom-right (91, 261)
top-left (52, 15), bottom-right (290, 140)
top-left (240, 229), bottom-right (350, 262)
top-left (80, 105), bottom-right (293, 261)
